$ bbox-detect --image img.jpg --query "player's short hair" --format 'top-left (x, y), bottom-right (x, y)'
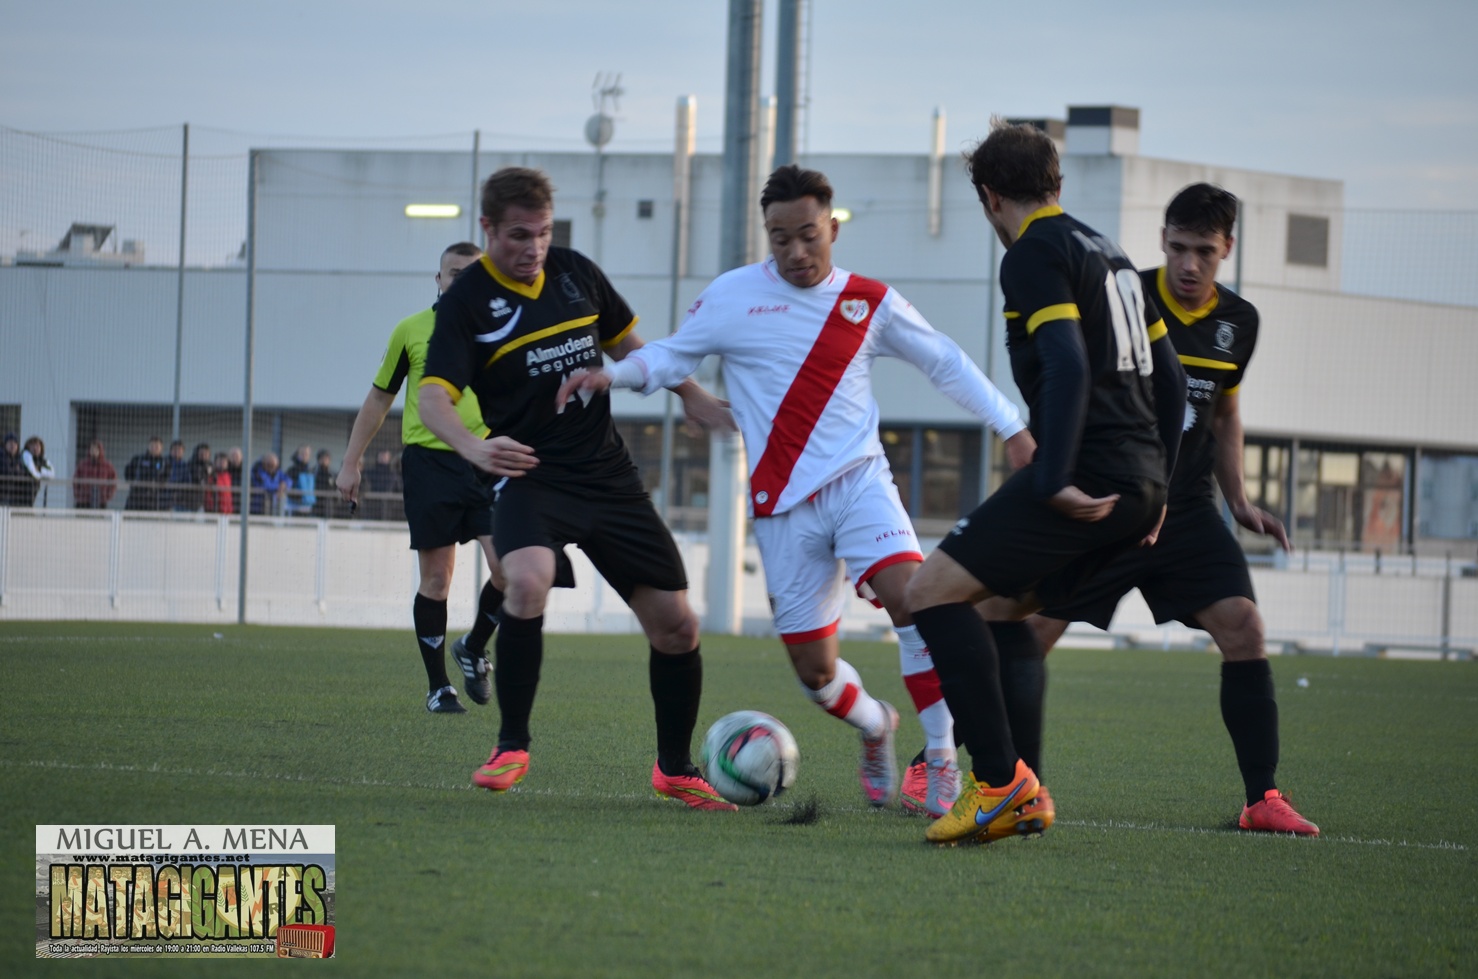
top-left (480, 167), bottom-right (555, 226)
top-left (964, 117), bottom-right (1062, 205)
top-left (442, 241), bottom-right (481, 259)
top-left (760, 164), bottom-right (834, 212)
top-left (1165, 183), bottom-right (1239, 240)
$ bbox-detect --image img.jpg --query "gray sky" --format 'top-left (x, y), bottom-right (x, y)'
top-left (3, 0), bottom-right (1476, 210)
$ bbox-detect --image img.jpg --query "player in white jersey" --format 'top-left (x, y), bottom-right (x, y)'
top-left (558, 164), bottom-right (1035, 812)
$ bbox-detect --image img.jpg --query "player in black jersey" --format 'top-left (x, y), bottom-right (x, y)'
top-left (906, 119), bottom-right (1187, 844)
top-left (420, 166), bottom-right (739, 810)
top-left (1028, 184), bottom-right (1318, 835)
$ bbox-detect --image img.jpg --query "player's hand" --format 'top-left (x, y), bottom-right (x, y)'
top-left (1231, 502), bottom-right (1292, 551)
top-left (555, 368), bottom-right (611, 414)
top-left (1138, 504), bottom-right (1168, 547)
top-left (1046, 485), bottom-right (1119, 522)
top-left (678, 387), bottom-right (737, 435)
top-left (1003, 430), bottom-right (1036, 471)
top-left (334, 464), bottom-right (360, 504)
top-left (465, 436), bottom-right (539, 478)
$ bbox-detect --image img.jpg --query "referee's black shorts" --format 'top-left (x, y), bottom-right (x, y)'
top-left (1039, 498), bottom-right (1256, 630)
top-left (400, 443), bottom-right (495, 550)
top-left (492, 472), bottom-right (686, 601)
top-left (936, 465), bottom-right (1166, 609)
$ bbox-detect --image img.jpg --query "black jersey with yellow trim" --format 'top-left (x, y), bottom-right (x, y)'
top-left (1145, 267), bottom-right (1260, 504)
top-left (1001, 206), bottom-right (1167, 487)
top-left (423, 246), bottom-right (642, 490)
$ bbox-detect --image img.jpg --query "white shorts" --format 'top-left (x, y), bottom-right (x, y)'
top-left (751, 456), bottom-right (924, 644)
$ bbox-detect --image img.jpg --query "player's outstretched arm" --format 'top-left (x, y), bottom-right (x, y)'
top-left (336, 386), bottom-right (396, 504)
top-left (421, 383), bottom-right (538, 478)
top-left (560, 330), bottom-right (735, 432)
top-left (1213, 391), bottom-right (1291, 551)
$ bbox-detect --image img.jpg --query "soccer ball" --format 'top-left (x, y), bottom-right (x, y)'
top-left (700, 711), bottom-right (800, 806)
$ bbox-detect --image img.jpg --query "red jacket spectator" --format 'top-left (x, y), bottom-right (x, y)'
top-left (205, 452), bottom-right (235, 514)
top-left (73, 439), bottom-right (117, 509)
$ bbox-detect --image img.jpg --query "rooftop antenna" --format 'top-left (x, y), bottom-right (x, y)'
top-left (586, 72), bottom-right (624, 262)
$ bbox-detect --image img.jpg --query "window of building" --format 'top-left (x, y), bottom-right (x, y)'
top-left (1417, 452), bottom-right (1478, 540)
top-left (879, 425), bottom-right (981, 535)
top-left (1291, 442), bottom-right (1409, 550)
top-left (1286, 213), bottom-right (1330, 267)
top-left (637, 200), bottom-right (654, 219)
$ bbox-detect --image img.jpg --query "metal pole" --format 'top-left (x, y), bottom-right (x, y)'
top-left (774, 0), bottom-right (801, 167)
top-left (237, 149), bottom-right (259, 625)
top-left (659, 96), bottom-right (697, 523)
top-left (171, 123), bottom-right (190, 442)
top-left (720, 0), bottom-right (762, 273)
top-left (706, 0), bottom-right (763, 636)
top-left (1233, 198), bottom-right (1244, 294)
top-left (928, 108), bottom-right (947, 236)
top-left (470, 129), bottom-right (481, 243)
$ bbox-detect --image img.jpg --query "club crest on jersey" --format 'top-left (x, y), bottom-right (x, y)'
top-left (558, 273), bottom-right (583, 302)
top-left (1214, 321), bottom-right (1235, 352)
top-left (839, 299), bottom-right (869, 324)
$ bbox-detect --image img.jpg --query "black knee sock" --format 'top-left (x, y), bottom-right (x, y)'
top-left (412, 593), bottom-right (451, 692)
top-left (992, 620), bottom-right (1046, 779)
top-left (650, 647), bottom-right (702, 776)
top-left (465, 580), bottom-right (504, 652)
top-left (912, 603), bottom-right (1018, 787)
top-left (1221, 658), bottom-right (1279, 805)
top-left (494, 612), bottom-right (544, 750)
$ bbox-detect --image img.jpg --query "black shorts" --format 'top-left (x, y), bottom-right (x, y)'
top-left (1039, 499), bottom-right (1256, 630)
top-left (400, 444), bottom-right (496, 550)
top-left (937, 465), bottom-right (1167, 608)
top-left (492, 473), bottom-right (686, 601)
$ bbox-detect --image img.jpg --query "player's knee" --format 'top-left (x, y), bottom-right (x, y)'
top-left (1213, 600), bottom-right (1265, 661)
top-left (416, 572), bottom-right (452, 601)
top-left (652, 610), bottom-right (700, 654)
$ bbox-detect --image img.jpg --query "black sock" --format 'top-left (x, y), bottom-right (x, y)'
top-left (1221, 658), bottom-right (1279, 805)
top-left (412, 593), bottom-right (451, 692)
top-left (650, 647), bottom-right (702, 776)
top-left (992, 620), bottom-right (1046, 779)
top-left (494, 612), bottom-right (544, 750)
top-left (465, 580), bottom-right (504, 652)
top-left (912, 603), bottom-right (1018, 787)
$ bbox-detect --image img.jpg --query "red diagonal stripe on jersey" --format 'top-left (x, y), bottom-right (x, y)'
top-left (749, 275), bottom-right (889, 517)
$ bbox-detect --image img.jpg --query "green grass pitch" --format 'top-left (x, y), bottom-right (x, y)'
top-left (2, 621), bottom-right (1474, 977)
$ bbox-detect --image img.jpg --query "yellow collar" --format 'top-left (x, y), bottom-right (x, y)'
top-left (481, 255), bottom-right (544, 299)
top-left (1156, 267), bottom-right (1219, 323)
top-left (1017, 204), bottom-right (1064, 239)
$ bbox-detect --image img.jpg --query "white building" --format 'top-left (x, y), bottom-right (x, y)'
top-left (4, 106), bottom-right (1476, 555)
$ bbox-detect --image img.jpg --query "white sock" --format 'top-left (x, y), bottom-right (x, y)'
top-left (897, 624), bottom-right (954, 753)
top-left (801, 658), bottom-right (887, 738)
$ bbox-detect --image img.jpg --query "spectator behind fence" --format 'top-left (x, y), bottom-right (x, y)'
top-left (225, 446), bottom-right (245, 512)
top-left (363, 448), bottom-right (401, 520)
top-left (187, 443), bottom-right (213, 511)
top-left (312, 449), bottom-right (337, 519)
top-left (206, 452), bottom-right (234, 514)
top-left (249, 452), bottom-right (290, 515)
top-left (124, 436), bottom-right (169, 511)
top-left (164, 439), bottom-right (194, 511)
top-left (284, 444), bottom-right (316, 516)
top-left (19, 435), bottom-right (56, 506)
top-left (73, 439), bottom-right (118, 509)
top-left (0, 433), bottom-right (29, 507)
